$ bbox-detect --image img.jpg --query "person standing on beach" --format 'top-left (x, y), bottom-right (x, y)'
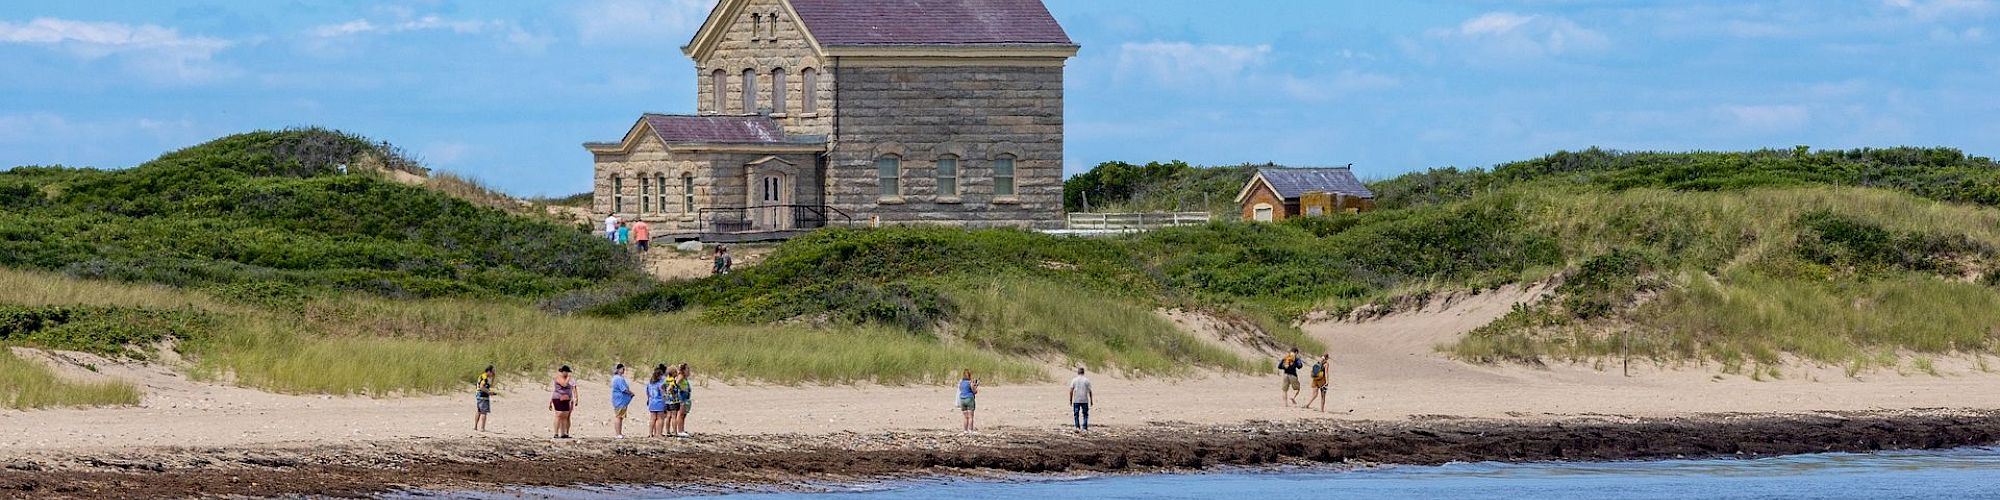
top-left (609, 364), bottom-right (635, 439)
top-left (550, 365), bottom-right (577, 439)
top-left (674, 363), bottom-right (694, 437)
top-left (646, 364), bottom-right (668, 438)
top-left (959, 369), bottom-right (980, 432)
top-left (473, 365), bottom-right (495, 432)
top-left (662, 366), bottom-right (684, 436)
top-left (1301, 353), bottom-right (1330, 412)
top-left (1278, 348), bottom-right (1304, 406)
top-left (632, 220), bottom-right (651, 253)
top-left (1068, 367), bottom-right (1093, 432)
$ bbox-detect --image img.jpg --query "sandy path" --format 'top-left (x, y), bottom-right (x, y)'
top-left (12, 285), bottom-right (2000, 458)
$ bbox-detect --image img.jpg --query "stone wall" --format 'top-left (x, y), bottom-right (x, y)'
top-left (825, 64), bottom-right (1066, 229)
top-left (593, 139), bottom-right (822, 234)
top-left (695, 0), bottom-right (833, 137)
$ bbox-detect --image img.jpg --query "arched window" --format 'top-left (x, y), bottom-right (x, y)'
top-left (639, 174), bottom-right (652, 213)
top-left (751, 14), bottom-right (762, 42)
top-left (1253, 203), bottom-right (1274, 222)
top-left (656, 173), bottom-right (668, 213)
top-left (611, 174), bottom-right (625, 213)
top-left (800, 68), bottom-right (818, 113)
top-left (876, 156), bottom-right (901, 197)
top-left (741, 68), bottom-right (758, 113)
top-left (770, 68), bottom-right (787, 115)
top-left (936, 155), bottom-right (959, 196)
top-left (710, 69), bottom-right (726, 113)
top-left (769, 13), bottom-right (781, 38)
top-left (992, 155), bottom-right (1016, 196)
top-left (681, 173), bottom-right (696, 213)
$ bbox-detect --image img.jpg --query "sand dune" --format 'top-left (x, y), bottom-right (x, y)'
top-left (11, 284), bottom-right (2000, 459)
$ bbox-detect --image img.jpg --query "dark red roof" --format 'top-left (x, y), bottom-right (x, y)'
top-left (788, 0), bottom-right (1073, 46)
top-left (643, 114), bottom-right (787, 144)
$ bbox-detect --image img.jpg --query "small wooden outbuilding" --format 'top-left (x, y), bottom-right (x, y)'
top-left (1234, 167), bottom-right (1375, 222)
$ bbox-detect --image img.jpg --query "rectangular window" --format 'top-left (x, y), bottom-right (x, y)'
top-left (639, 176), bottom-right (651, 213)
top-left (612, 175), bottom-right (624, 213)
top-left (682, 175), bottom-right (696, 212)
top-left (801, 69), bottom-right (818, 113)
top-left (771, 69), bottom-right (787, 115)
top-left (741, 69), bottom-right (758, 113)
top-left (936, 157), bottom-right (958, 196)
top-left (711, 70), bottom-right (726, 114)
top-left (993, 157), bottom-right (1016, 196)
top-left (657, 175), bottom-right (669, 213)
top-left (876, 157), bottom-right (900, 197)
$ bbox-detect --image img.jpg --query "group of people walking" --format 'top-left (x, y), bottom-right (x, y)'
top-left (603, 214), bottom-right (652, 252)
top-left (473, 363), bottom-right (696, 439)
top-left (473, 349), bottom-right (1324, 439)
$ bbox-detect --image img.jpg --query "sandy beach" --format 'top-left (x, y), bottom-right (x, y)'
top-left (6, 285), bottom-right (2000, 496)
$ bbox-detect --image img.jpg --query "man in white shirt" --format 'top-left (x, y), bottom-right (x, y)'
top-left (603, 214), bottom-right (620, 241)
top-left (1068, 366), bottom-right (1093, 432)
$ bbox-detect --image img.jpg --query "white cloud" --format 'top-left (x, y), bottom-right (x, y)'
top-left (1280, 70), bottom-right (1401, 101)
top-left (423, 142), bottom-right (472, 165)
top-left (574, 0), bottom-right (711, 46)
top-left (1718, 105), bottom-right (1811, 132)
top-left (309, 15), bottom-right (552, 52)
top-left (1883, 0), bottom-right (1996, 19)
top-left (1114, 41), bottom-right (1272, 87)
top-left (0, 18), bottom-right (232, 83)
top-left (1425, 12), bottom-right (1610, 62)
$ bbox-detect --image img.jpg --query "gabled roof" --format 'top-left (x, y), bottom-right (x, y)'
top-left (1234, 167), bottom-right (1374, 203)
top-left (643, 114), bottom-right (787, 144)
top-left (787, 0), bottom-right (1073, 46)
top-left (583, 114), bottom-right (826, 155)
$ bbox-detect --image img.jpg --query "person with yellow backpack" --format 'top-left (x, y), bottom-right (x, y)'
top-left (1278, 348), bottom-right (1304, 406)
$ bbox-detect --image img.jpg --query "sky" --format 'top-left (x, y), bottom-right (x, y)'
top-left (0, 0), bottom-right (1994, 196)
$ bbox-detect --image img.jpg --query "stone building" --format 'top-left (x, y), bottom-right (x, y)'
top-left (1235, 167), bottom-right (1376, 222)
top-left (585, 0), bottom-right (1079, 238)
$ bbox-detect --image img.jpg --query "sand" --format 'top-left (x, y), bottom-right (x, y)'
top-left (10, 284), bottom-right (2000, 460)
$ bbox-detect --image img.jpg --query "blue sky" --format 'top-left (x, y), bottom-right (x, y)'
top-left (0, 1), bottom-right (1994, 196)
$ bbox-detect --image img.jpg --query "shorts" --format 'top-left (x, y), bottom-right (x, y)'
top-left (1315, 385), bottom-right (1328, 394)
top-left (552, 399), bottom-right (573, 412)
top-left (614, 405), bottom-right (629, 419)
top-left (636, 240), bottom-right (650, 251)
top-left (958, 397), bottom-right (976, 411)
top-left (664, 403), bottom-right (682, 412)
top-left (1282, 375), bottom-right (1300, 391)
top-left (679, 401), bottom-right (691, 413)
top-left (476, 398), bottom-right (491, 414)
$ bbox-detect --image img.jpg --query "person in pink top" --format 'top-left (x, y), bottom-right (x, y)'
top-left (632, 220), bottom-right (651, 253)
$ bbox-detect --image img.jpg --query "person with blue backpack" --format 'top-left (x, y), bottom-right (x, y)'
top-left (1301, 353), bottom-right (1330, 412)
top-left (1278, 347), bottom-right (1305, 406)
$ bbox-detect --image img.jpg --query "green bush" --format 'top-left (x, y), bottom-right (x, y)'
top-left (0, 304), bottom-right (212, 357)
top-left (0, 129), bottom-right (639, 301)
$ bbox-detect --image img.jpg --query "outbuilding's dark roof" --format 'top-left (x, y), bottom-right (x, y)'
top-left (1257, 167), bottom-right (1374, 199)
top-left (643, 114), bottom-right (787, 144)
top-left (788, 0), bottom-right (1073, 46)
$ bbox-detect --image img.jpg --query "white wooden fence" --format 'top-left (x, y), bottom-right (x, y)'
top-left (1064, 212), bottom-right (1213, 231)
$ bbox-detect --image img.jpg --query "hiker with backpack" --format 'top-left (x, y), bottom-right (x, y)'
top-left (1278, 348), bottom-right (1304, 406)
top-left (1301, 353), bottom-right (1330, 412)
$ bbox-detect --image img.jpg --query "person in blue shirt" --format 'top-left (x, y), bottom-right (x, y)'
top-left (645, 364), bottom-right (668, 438)
top-left (609, 363), bottom-right (635, 439)
top-left (958, 369), bottom-right (980, 432)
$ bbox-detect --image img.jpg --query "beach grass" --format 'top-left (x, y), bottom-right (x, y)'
top-left (186, 296), bottom-right (1046, 395)
top-left (945, 277), bottom-right (1263, 376)
top-left (1447, 187), bottom-right (2000, 373)
top-left (0, 349), bottom-right (141, 409)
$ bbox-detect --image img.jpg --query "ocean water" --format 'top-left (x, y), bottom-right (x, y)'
top-left (439, 448), bottom-right (2000, 500)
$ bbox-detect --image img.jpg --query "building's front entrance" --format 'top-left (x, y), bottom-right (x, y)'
top-left (752, 174), bottom-right (792, 230)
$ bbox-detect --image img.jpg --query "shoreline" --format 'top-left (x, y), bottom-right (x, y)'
top-left (8, 409), bottom-right (2000, 498)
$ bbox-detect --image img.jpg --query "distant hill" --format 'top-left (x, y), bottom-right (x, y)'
top-left (0, 128), bottom-right (638, 301)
